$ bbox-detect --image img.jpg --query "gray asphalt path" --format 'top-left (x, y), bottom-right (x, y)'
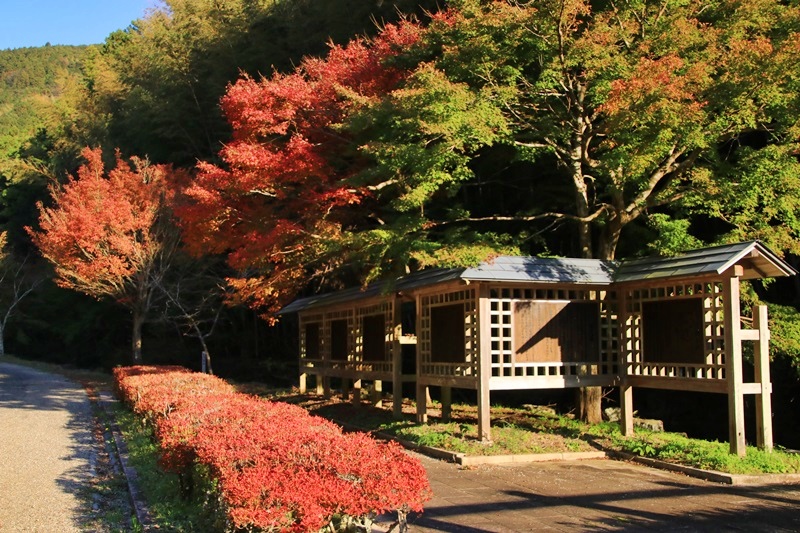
top-left (406, 453), bottom-right (800, 532)
top-left (0, 362), bottom-right (95, 532)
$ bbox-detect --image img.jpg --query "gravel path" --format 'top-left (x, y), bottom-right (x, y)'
top-left (0, 362), bottom-right (96, 532)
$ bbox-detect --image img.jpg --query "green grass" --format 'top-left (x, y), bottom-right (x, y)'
top-left (114, 406), bottom-right (225, 531)
top-left (587, 424), bottom-right (800, 475)
top-left (279, 392), bottom-right (800, 475)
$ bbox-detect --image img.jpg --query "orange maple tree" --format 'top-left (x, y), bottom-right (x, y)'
top-left (175, 21), bottom-right (423, 317)
top-left (29, 147), bottom-right (186, 363)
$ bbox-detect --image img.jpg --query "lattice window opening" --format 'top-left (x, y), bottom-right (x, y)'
top-left (299, 313), bottom-right (324, 361)
top-left (418, 290), bottom-right (478, 378)
top-left (488, 288), bottom-right (617, 378)
top-left (324, 310), bottom-right (355, 363)
top-left (623, 281), bottom-right (726, 378)
top-left (355, 302), bottom-right (395, 364)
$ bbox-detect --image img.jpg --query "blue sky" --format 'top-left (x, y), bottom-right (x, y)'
top-left (0, 0), bottom-right (159, 50)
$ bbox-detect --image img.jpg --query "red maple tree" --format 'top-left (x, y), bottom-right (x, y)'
top-left (29, 147), bottom-right (186, 363)
top-left (175, 21), bottom-right (423, 316)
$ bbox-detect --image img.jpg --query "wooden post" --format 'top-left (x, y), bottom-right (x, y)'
top-left (392, 297), bottom-right (404, 419)
top-left (299, 371), bottom-right (307, 394)
top-left (315, 374), bottom-right (324, 396)
top-left (753, 305), bottom-right (773, 452)
top-left (415, 293), bottom-right (427, 423)
top-left (416, 383), bottom-right (428, 423)
top-left (352, 378), bottom-right (362, 407)
top-left (342, 378), bottom-right (351, 402)
top-left (620, 384), bottom-right (634, 436)
top-left (619, 289), bottom-right (634, 436)
top-left (441, 386), bottom-right (452, 422)
top-left (372, 380), bottom-right (383, 408)
top-left (477, 284), bottom-right (492, 442)
top-left (723, 269), bottom-right (746, 456)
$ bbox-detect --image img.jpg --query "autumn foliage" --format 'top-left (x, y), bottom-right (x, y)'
top-left (175, 21), bottom-right (423, 315)
top-left (114, 366), bottom-right (431, 531)
top-left (29, 147), bottom-right (187, 361)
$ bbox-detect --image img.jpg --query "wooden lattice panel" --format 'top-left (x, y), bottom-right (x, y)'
top-left (418, 288), bottom-right (478, 378)
top-left (324, 309), bottom-right (355, 362)
top-left (487, 286), bottom-right (617, 378)
top-left (355, 301), bottom-right (395, 364)
top-left (623, 281), bottom-right (725, 380)
top-left (298, 312), bottom-right (324, 363)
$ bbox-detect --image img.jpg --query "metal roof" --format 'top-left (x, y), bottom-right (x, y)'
top-left (280, 241), bottom-right (796, 314)
top-left (461, 256), bottom-right (616, 284)
top-left (280, 256), bottom-right (616, 313)
top-left (614, 241), bottom-right (796, 283)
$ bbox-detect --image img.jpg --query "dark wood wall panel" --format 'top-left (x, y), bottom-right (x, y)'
top-left (305, 323), bottom-right (321, 359)
top-left (430, 303), bottom-right (466, 363)
top-left (362, 314), bottom-right (386, 362)
top-left (642, 299), bottom-right (705, 364)
top-left (514, 301), bottom-right (600, 363)
top-left (330, 319), bottom-right (349, 361)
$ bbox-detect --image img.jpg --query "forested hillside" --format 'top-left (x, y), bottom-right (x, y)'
top-left (2, 0), bottom-right (800, 446)
top-left (0, 45), bottom-right (88, 158)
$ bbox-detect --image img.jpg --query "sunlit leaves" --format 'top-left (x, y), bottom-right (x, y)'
top-left (29, 147), bottom-right (184, 303)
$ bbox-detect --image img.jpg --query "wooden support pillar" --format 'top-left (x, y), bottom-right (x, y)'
top-left (416, 383), bottom-right (428, 423)
top-left (723, 269), bottom-right (746, 456)
top-left (477, 284), bottom-right (492, 442)
top-left (619, 289), bottom-right (634, 436)
top-left (753, 305), bottom-right (773, 452)
top-left (415, 293), bottom-right (427, 424)
top-left (372, 380), bottom-right (383, 408)
top-left (620, 384), bottom-right (634, 436)
top-left (352, 378), bottom-right (362, 407)
top-left (342, 378), bottom-right (351, 402)
top-left (441, 386), bottom-right (452, 422)
top-left (392, 297), bottom-right (404, 419)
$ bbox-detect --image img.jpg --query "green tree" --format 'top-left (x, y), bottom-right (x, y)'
top-left (185, 0), bottom-right (800, 422)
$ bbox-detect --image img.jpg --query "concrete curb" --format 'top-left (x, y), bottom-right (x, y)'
top-left (95, 392), bottom-right (157, 530)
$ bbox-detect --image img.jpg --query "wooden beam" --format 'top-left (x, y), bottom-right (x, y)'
top-left (741, 382), bottom-right (768, 395)
top-left (624, 376), bottom-right (728, 394)
top-left (723, 273), bottom-right (746, 456)
top-left (753, 305), bottom-right (773, 452)
top-left (739, 329), bottom-right (760, 341)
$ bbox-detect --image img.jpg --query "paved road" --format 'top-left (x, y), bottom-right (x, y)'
top-left (404, 453), bottom-right (800, 532)
top-left (0, 362), bottom-right (95, 532)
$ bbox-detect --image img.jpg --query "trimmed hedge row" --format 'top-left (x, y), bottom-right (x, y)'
top-left (114, 366), bottom-right (431, 531)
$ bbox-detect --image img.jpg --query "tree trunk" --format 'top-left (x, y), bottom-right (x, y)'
top-left (576, 386), bottom-right (603, 424)
top-left (132, 309), bottom-right (144, 364)
top-left (0, 324), bottom-right (5, 357)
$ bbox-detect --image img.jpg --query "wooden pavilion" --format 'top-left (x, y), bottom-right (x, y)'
top-left (281, 241), bottom-right (795, 455)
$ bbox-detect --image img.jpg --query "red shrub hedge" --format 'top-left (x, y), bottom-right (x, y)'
top-left (114, 366), bottom-right (431, 531)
